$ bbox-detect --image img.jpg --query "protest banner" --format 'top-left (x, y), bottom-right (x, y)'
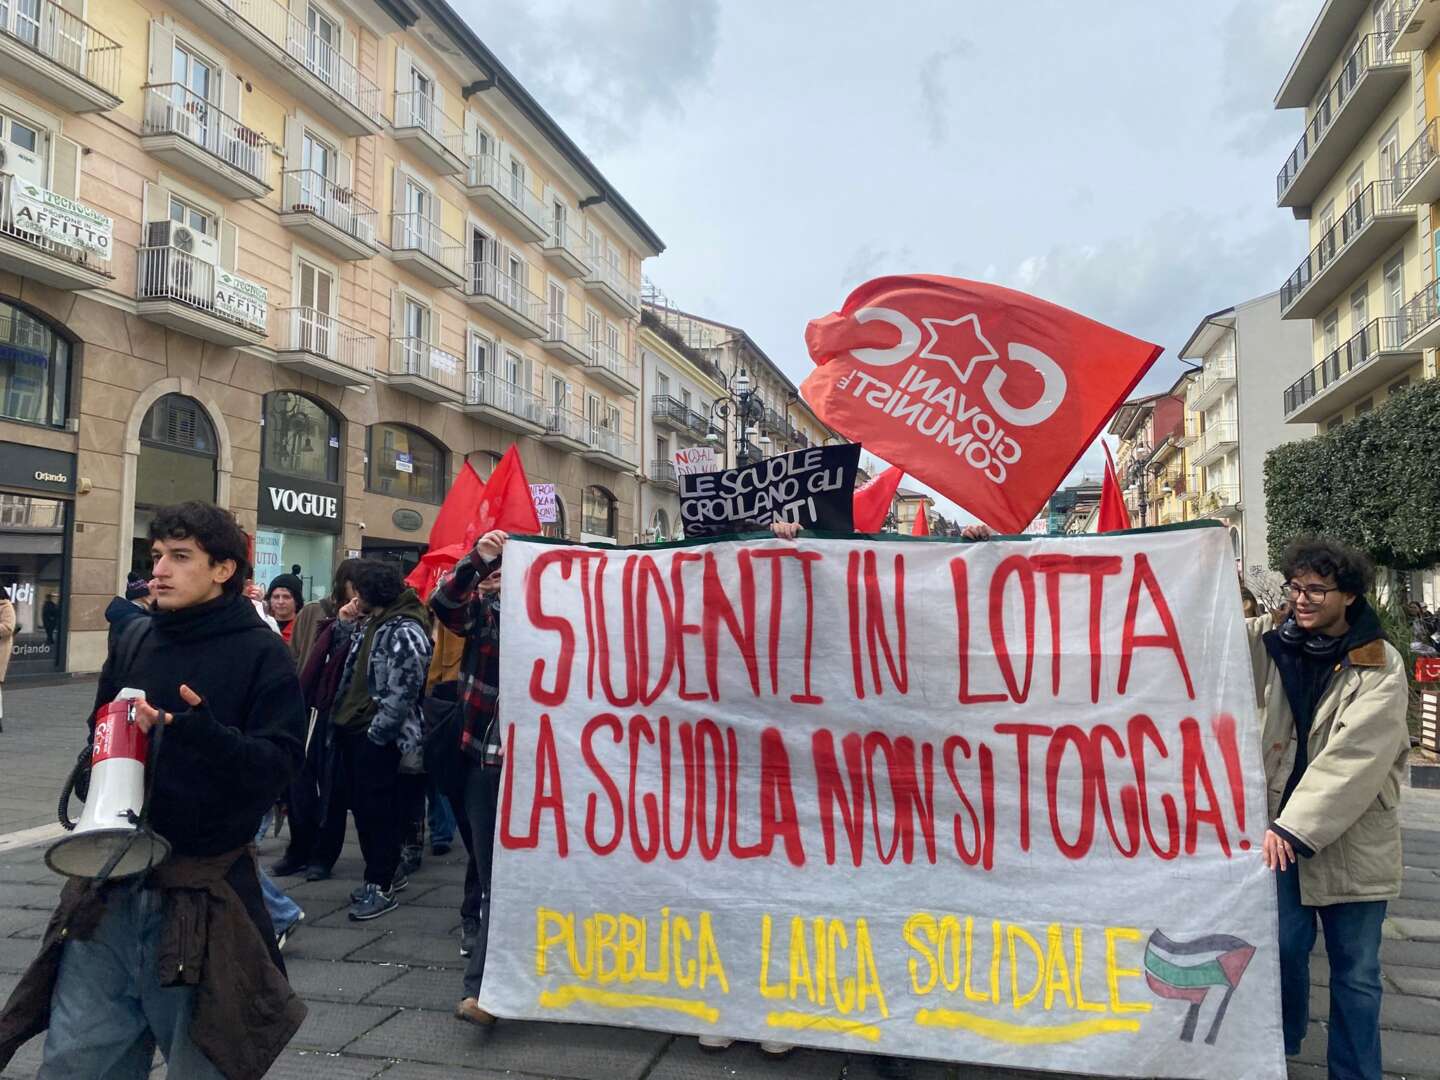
top-left (678, 444), bottom-right (861, 537)
top-left (532, 483), bottom-right (559, 523)
top-left (673, 446), bottom-right (718, 477)
top-left (802, 276), bottom-right (1162, 533)
top-left (482, 524), bottom-right (1284, 1079)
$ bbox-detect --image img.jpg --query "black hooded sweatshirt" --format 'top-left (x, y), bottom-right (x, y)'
top-left (91, 591), bottom-right (305, 857)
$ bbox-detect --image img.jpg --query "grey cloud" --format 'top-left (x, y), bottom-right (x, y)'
top-left (841, 241), bottom-right (915, 289)
top-left (1218, 0), bottom-right (1315, 156)
top-left (918, 40), bottom-right (971, 147)
top-left (464, 0), bottom-right (719, 152)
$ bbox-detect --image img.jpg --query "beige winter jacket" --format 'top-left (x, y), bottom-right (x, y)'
top-left (1248, 613), bottom-right (1411, 906)
top-left (0, 598), bottom-right (14, 683)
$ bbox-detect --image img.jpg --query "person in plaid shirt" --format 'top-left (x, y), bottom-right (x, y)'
top-left (428, 528), bottom-right (506, 1027)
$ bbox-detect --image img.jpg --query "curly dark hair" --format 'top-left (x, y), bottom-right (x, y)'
top-left (1280, 537), bottom-right (1374, 597)
top-left (330, 558), bottom-right (363, 607)
top-left (351, 559), bottom-right (405, 610)
top-left (147, 501), bottom-right (250, 596)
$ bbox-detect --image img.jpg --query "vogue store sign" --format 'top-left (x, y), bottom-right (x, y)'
top-left (258, 470), bottom-right (343, 534)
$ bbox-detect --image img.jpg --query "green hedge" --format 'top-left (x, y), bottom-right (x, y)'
top-left (1265, 378), bottom-right (1440, 572)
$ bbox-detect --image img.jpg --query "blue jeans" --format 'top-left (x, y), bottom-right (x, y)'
top-left (428, 779), bottom-right (456, 848)
top-left (39, 882), bottom-right (225, 1078)
top-left (256, 814), bottom-right (303, 933)
top-left (1276, 862), bottom-right (1387, 1080)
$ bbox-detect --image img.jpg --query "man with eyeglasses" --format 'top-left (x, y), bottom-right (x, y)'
top-left (1248, 538), bottom-right (1409, 1080)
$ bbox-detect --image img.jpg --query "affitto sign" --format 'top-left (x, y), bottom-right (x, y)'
top-left (258, 470), bottom-right (343, 534)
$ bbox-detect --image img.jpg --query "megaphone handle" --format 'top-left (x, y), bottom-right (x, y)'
top-left (90, 720), bottom-right (166, 885)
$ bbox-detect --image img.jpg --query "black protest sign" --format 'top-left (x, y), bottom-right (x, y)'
top-left (679, 443), bottom-right (861, 537)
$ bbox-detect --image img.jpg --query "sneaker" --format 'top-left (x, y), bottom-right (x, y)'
top-left (303, 864), bottom-right (331, 882)
top-left (759, 1042), bottom-right (794, 1056)
top-left (275, 910), bottom-right (305, 951)
top-left (399, 844), bottom-right (422, 876)
top-left (697, 1036), bottom-right (734, 1051)
top-left (269, 856), bottom-right (307, 877)
top-left (350, 872), bottom-right (409, 903)
top-left (431, 841), bottom-right (452, 856)
top-left (348, 883), bottom-right (397, 921)
top-left (460, 916), bottom-right (479, 957)
top-left (454, 997), bottom-right (495, 1026)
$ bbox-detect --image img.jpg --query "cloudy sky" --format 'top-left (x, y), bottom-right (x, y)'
top-left (462, 0), bottom-right (1318, 522)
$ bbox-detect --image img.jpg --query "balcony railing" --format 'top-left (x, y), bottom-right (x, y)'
top-left (687, 408), bottom-right (712, 437)
top-left (587, 423), bottom-right (636, 464)
top-left (393, 91), bottom-right (462, 154)
top-left (652, 394), bottom-right (687, 425)
top-left (1194, 420), bottom-right (1238, 461)
top-left (467, 368), bottom-right (545, 424)
top-left (142, 83), bottom-right (270, 184)
top-left (137, 245), bottom-right (267, 331)
top-left (212, 0), bottom-right (381, 124)
top-left (546, 405), bottom-right (588, 442)
top-left (1283, 316), bottom-right (1408, 415)
top-left (467, 152), bottom-right (548, 231)
top-left (1280, 180), bottom-right (1408, 311)
top-left (0, 0), bottom-right (120, 95)
top-left (1397, 119), bottom-right (1439, 198)
top-left (389, 336), bottom-right (464, 395)
top-left (544, 216), bottom-right (587, 262)
top-left (282, 170), bottom-right (375, 246)
top-left (277, 306), bottom-right (373, 372)
top-left (544, 309), bottom-right (590, 351)
top-left (390, 213), bottom-right (463, 275)
top-left (466, 261), bottom-right (545, 324)
top-left (1276, 31), bottom-right (1403, 199)
top-left (0, 172), bottom-right (112, 271)
top-left (585, 338), bottom-right (636, 383)
top-left (585, 256), bottom-right (640, 310)
top-left (652, 459), bottom-right (677, 485)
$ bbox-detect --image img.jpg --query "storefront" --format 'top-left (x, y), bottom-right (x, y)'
top-left (256, 393), bottom-right (344, 601)
top-left (360, 422), bottom-right (448, 575)
top-left (0, 442), bottom-right (75, 677)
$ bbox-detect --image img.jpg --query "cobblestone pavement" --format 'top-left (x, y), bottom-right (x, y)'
top-left (1, 678), bottom-right (1438, 1079)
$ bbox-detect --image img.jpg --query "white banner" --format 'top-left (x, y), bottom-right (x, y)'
top-left (10, 181), bottom-right (112, 259)
top-left (674, 446), bottom-right (718, 476)
top-left (214, 268), bottom-right (268, 331)
top-left (485, 527), bottom-right (1283, 1078)
top-left (531, 483), bottom-right (558, 523)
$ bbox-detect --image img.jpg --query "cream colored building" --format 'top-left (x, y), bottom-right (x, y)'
top-left (0, 0), bottom-right (661, 676)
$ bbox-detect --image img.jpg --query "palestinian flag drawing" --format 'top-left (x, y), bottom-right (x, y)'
top-left (1144, 929), bottom-right (1256, 1045)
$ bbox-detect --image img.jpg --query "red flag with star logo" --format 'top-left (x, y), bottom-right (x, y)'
top-left (803, 275), bottom-right (1162, 533)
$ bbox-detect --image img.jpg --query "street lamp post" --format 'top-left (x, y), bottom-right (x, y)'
top-left (1124, 443), bottom-right (1153, 527)
top-left (707, 367), bottom-right (770, 466)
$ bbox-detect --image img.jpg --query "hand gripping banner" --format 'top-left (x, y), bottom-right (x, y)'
top-left (802, 276), bottom-right (1163, 533)
top-left (481, 525), bottom-right (1284, 1077)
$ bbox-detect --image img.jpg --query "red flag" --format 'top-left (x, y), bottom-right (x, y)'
top-left (803, 275), bottom-right (1162, 533)
top-left (1098, 443), bottom-right (1132, 533)
top-left (911, 505), bottom-right (930, 536)
top-left (474, 444), bottom-right (542, 537)
top-left (404, 461), bottom-right (486, 598)
top-left (852, 465), bottom-right (904, 532)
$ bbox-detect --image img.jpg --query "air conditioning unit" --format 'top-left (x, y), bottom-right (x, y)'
top-left (146, 219), bottom-right (220, 265)
top-left (0, 138), bottom-right (45, 186)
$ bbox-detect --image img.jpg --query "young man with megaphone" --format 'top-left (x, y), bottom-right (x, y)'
top-left (0, 501), bottom-right (308, 1080)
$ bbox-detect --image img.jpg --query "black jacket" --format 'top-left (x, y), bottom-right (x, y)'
top-left (92, 592), bottom-right (306, 857)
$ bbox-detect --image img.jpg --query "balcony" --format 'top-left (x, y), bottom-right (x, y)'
top-left (166, 0), bottom-right (382, 135)
top-left (687, 408), bottom-right (713, 438)
top-left (0, 0), bottom-right (120, 112)
top-left (136, 245), bottom-right (267, 347)
top-left (141, 84), bottom-right (271, 199)
top-left (464, 369), bottom-right (546, 435)
top-left (460, 262), bottom-right (545, 338)
top-left (1402, 281), bottom-right (1440, 349)
top-left (1396, 120), bottom-right (1440, 206)
top-left (650, 460), bottom-right (678, 491)
top-left (279, 170), bottom-right (376, 260)
top-left (273, 307), bottom-right (373, 387)
top-left (582, 424), bottom-right (636, 471)
top-left (542, 406), bottom-right (589, 453)
top-left (1279, 180), bottom-right (1414, 318)
top-left (1175, 413), bottom-right (1202, 447)
top-left (1192, 483), bottom-right (1241, 520)
top-left (538, 311), bottom-right (590, 366)
top-left (389, 213), bottom-right (463, 288)
top-left (652, 394), bottom-right (689, 431)
top-left (582, 257), bottom-right (640, 318)
top-left (392, 92), bottom-right (464, 175)
top-left (539, 218), bottom-right (589, 278)
top-left (1396, 0), bottom-right (1440, 52)
top-left (462, 154), bottom-right (548, 242)
top-left (1276, 32), bottom-right (1410, 212)
top-left (1284, 315), bottom-right (1420, 422)
top-left (1186, 355), bottom-right (1237, 413)
top-left (0, 173), bottom-right (112, 290)
top-left (387, 337), bottom-right (463, 402)
top-left (1191, 420), bottom-right (1238, 469)
top-left (583, 340), bottom-right (639, 396)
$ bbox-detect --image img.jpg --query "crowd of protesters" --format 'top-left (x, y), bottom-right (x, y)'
top-left (0, 500), bottom-right (1413, 1080)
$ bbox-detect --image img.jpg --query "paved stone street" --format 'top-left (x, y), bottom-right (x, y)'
top-left (1, 679), bottom-right (1438, 1079)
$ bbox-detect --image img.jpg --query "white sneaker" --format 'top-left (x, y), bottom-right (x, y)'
top-left (697, 1036), bottom-right (734, 1050)
top-left (759, 1042), bottom-right (794, 1055)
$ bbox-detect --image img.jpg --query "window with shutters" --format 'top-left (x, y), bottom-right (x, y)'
top-left (0, 298), bottom-right (69, 426)
top-left (136, 394), bottom-right (218, 510)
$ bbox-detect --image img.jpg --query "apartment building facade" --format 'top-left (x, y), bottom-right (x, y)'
top-left (1107, 391), bottom-right (1183, 531)
top-left (1177, 294), bottom-right (1314, 581)
top-left (1276, 0), bottom-right (1434, 432)
top-left (0, 0), bottom-right (661, 676)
